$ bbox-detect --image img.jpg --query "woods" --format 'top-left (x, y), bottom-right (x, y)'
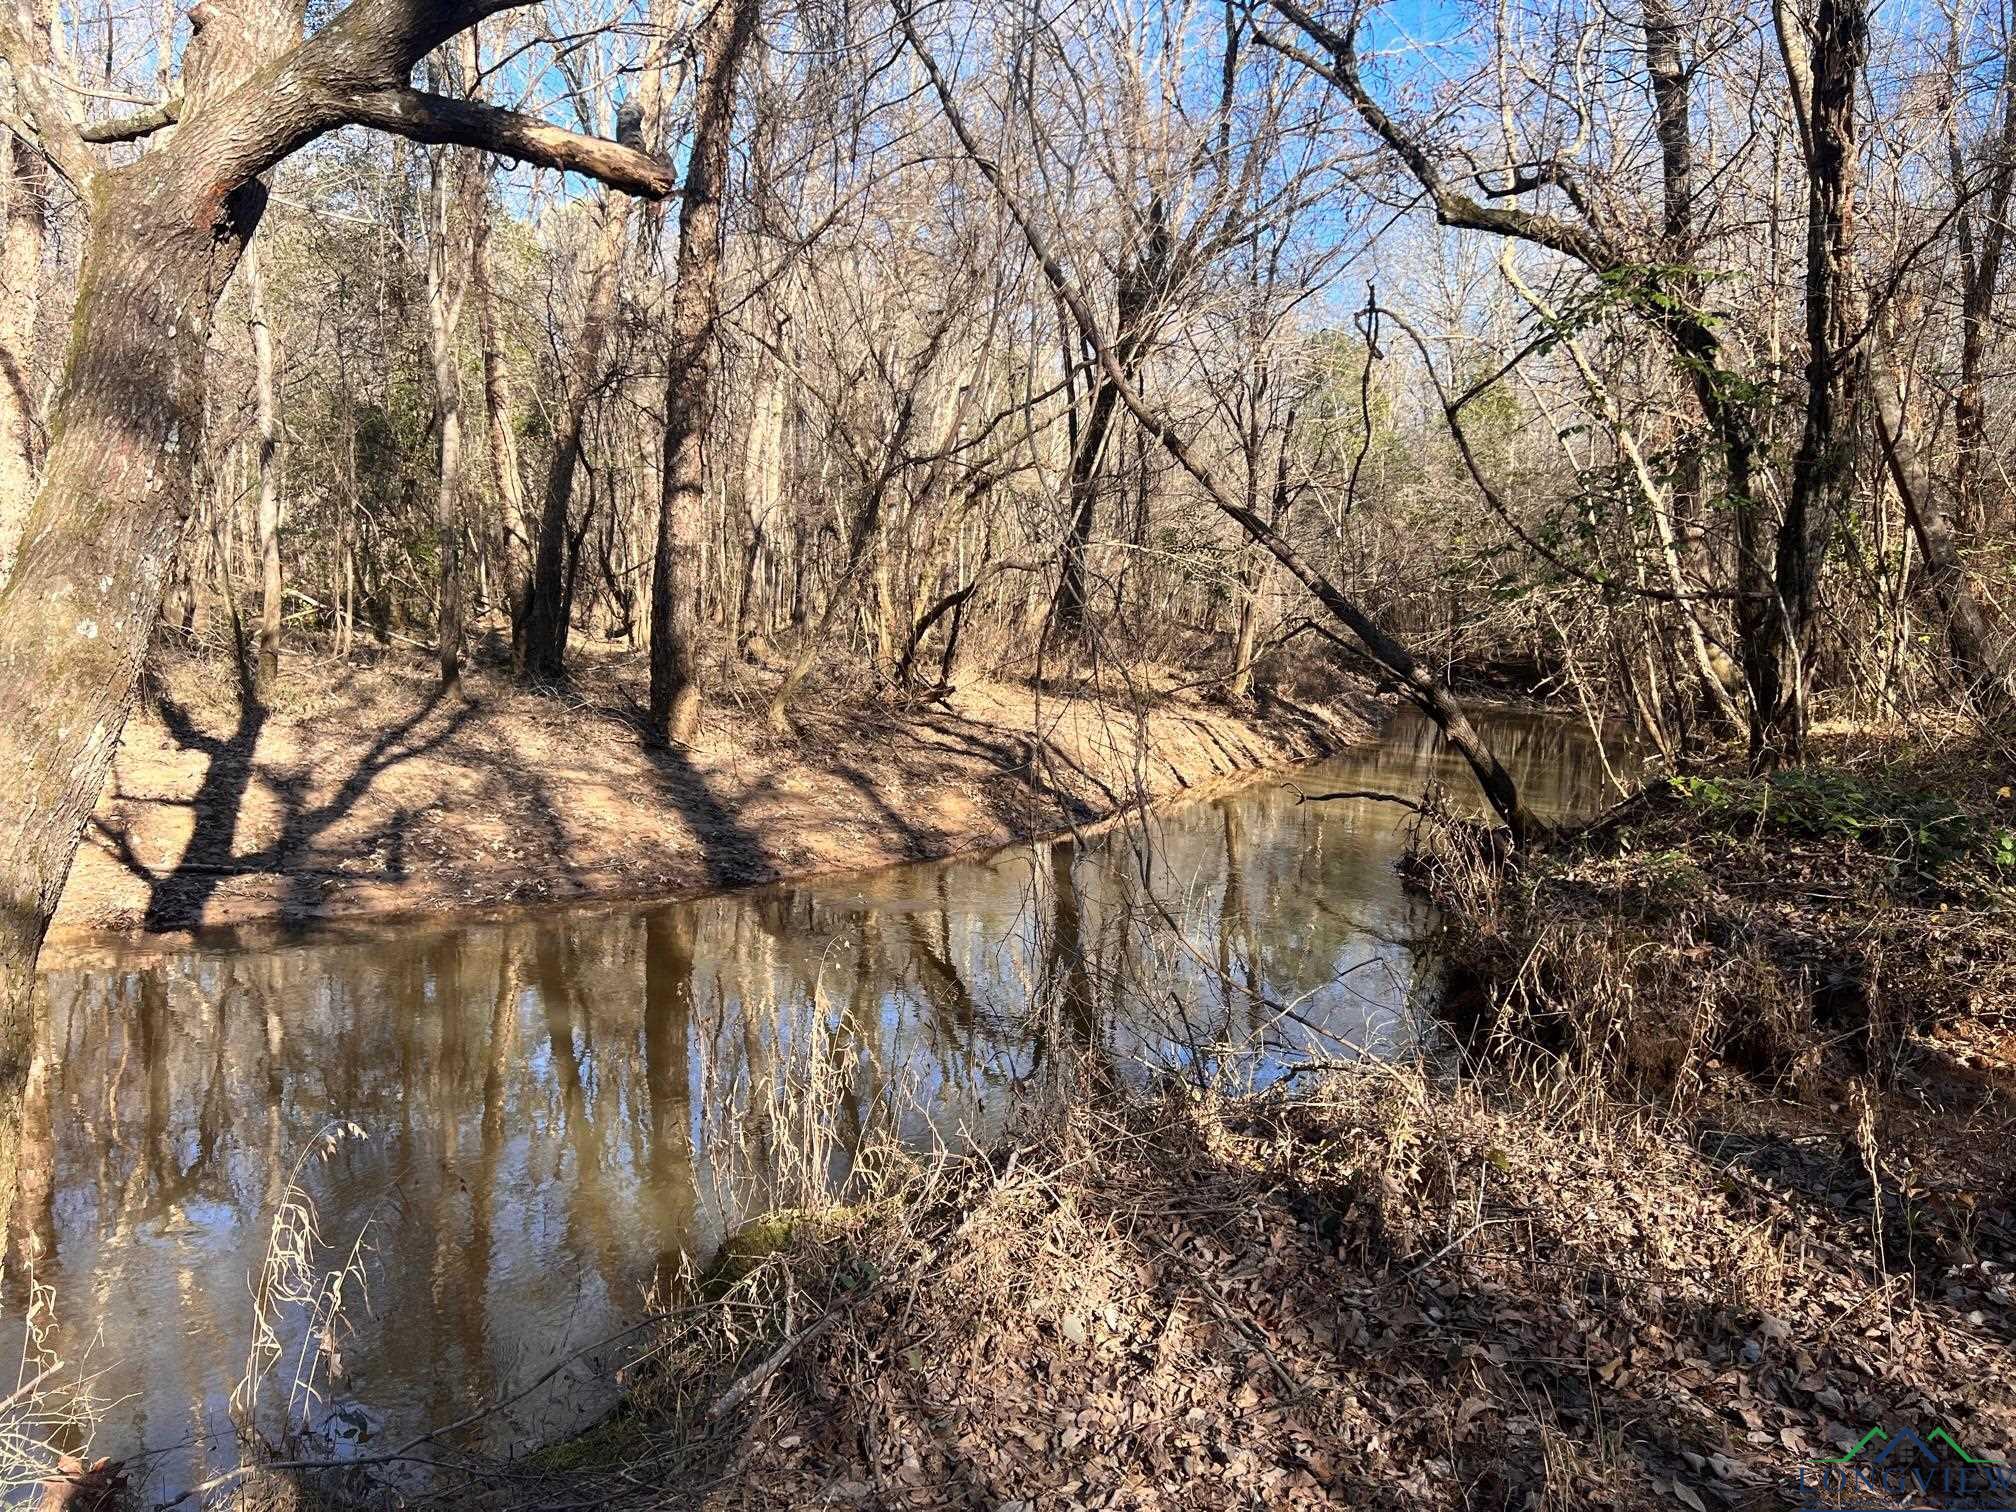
top-left (2, 0), bottom-right (2012, 1066)
top-left (0, 0), bottom-right (2007, 1037)
top-left (2, 0), bottom-right (2015, 1501)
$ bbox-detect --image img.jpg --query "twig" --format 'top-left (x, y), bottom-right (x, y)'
top-left (1371, 1216), bottom-right (1526, 1292)
top-left (1284, 783), bottom-right (1425, 813)
top-left (703, 1309), bottom-right (843, 1425)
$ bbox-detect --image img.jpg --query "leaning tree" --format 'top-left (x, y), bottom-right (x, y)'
top-left (0, 0), bottom-right (673, 1080)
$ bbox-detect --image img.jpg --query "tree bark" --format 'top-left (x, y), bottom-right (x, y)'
top-left (649, 0), bottom-right (761, 745)
top-left (0, 0), bottom-right (52, 589)
top-left (1228, 410), bottom-right (1292, 700)
top-left (0, 0), bottom-right (672, 1075)
top-left (1764, 0), bottom-right (1868, 765)
top-left (244, 238), bottom-right (284, 697)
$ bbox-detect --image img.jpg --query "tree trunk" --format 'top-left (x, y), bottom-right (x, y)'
top-left (1228, 406), bottom-right (1293, 700)
top-left (0, 163), bottom-right (271, 1079)
top-left (425, 82), bottom-right (475, 692)
top-left (1761, 0), bottom-right (1869, 766)
top-left (471, 199), bottom-right (534, 668)
top-left (523, 192), bottom-right (633, 683)
top-left (1051, 377), bottom-right (1118, 637)
top-left (648, 0), bottom-right (761, 745)
top-left (1868, 325), bottom-right (2011, 711)
top-left (244, 239), bottom-right (285, 697)
top-left (735, 332), bottom-right (784, 645)
top-left (1951, 21), bottom-right (2016, 535)
top-left (0, 0), bottom-right (51, 589)
top-left (1051, 231), bottom-right (1158, 641)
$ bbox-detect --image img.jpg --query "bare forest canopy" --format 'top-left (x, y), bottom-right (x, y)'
top-left (0, 0), bottom-right (2013, 1048)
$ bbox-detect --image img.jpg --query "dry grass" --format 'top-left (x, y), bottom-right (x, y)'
top-left (421, 1056), bottom-right (2016, 1510)
top-left (1412, 727), bottom-right (2016, 1109)
top-left (234, 1122), bottom-right (376, 1437)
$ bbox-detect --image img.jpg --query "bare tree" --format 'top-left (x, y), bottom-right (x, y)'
top-left (648, 0), bottom-right (762, 745)
top-left (0, 0), bottom-right (672, 1082)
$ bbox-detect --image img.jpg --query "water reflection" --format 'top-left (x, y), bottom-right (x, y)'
top-left (10, 706), bottom-right (1626, 1498)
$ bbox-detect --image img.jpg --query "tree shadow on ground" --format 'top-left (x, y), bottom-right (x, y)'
top-left (93, 685), bottom-right (481, 932)
top-left (563, 1077), bottom-right (2016, 1512)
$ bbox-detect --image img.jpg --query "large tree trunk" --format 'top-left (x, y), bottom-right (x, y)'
top-left (1051, 231), bottom-right (1159, 642)
top-left (522, 191), bottom-right (632, 683)
top-left (245, 239), bottom-right (285, 697)
top-left (0, 199), bottom-right (264, 1039)
top-left (735, 327), bottom-right (785, 645)
top-left (1051, 376), bottom-right (1119, 639)
top-left (1227, 413), bottom-right (1293, 700)
top-left (0, 0), bottom-right (300, 1179)
top-left (1759, 0), bottom-right (1868, 766)
top-left (648, 0), bottom-right (761, 746)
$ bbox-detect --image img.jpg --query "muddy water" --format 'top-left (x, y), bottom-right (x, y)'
top-left (7, 707), bottom-right (1627, 1498)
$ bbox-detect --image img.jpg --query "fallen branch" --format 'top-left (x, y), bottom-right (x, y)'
top-left (1284, 783), bottom-right (1424, 813)
top-left (704, 1309), bottom-right (844, 1424)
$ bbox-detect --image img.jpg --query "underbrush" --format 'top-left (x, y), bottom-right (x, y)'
top-left (454, 1061), bottom-right (2016, 1510)
top-left (1411, 729), bottom-right (2016, 1107)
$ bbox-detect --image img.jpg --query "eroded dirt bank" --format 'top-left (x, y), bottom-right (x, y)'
top-left (46, 650), bottom-right (1376, 950)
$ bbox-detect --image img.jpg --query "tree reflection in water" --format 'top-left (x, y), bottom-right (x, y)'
top-left (9, 705), bottom-right (1630, 1497)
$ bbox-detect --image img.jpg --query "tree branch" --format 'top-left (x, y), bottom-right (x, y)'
top-left (79, 96), bottom-right (181, 143)
top-left (0, 12), bottom-right (96, 187)
top-left (1257, 0), bottom-right (1616, 268)
top-left (895, 0), bottom-right (1538, 844)
top-left (341, 88), bottom-right (676, 198)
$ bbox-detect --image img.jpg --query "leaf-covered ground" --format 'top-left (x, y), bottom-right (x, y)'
top-left (472, 1046), bottom-right (2014, 1511)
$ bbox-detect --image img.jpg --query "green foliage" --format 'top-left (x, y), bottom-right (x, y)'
top-left (1301, 327), bottom-right (1400, 476)
top-left (1669, 770), bottom-right (2016, 884)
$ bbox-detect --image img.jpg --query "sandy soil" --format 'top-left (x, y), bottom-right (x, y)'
top-left (45, 650), bottom-right (1375, 952)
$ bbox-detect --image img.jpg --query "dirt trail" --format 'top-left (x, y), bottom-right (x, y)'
top-left (46, 652), bottom-right (1375, 952)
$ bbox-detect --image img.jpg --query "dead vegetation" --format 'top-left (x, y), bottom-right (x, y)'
top-left (1411, 725), bottom-right (2016, 1107)
top-left (393, 1046), bottom-right (2016, 1511)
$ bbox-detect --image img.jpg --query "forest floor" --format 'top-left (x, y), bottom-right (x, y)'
top-left (45, 642), bottom-right (1375, 950)
top-left (323, 721), bottom-right (2016, 1512)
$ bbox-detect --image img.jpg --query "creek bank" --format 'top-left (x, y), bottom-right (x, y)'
top-left (46, 648), bottom-right (1378, 952)
top-left (473, 724), bottom-right (2016, 1511)
top-left (429, 1046), bottom-right (2016, 1511)
top-left (1413, 722), bottom-right (2016, 1093)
